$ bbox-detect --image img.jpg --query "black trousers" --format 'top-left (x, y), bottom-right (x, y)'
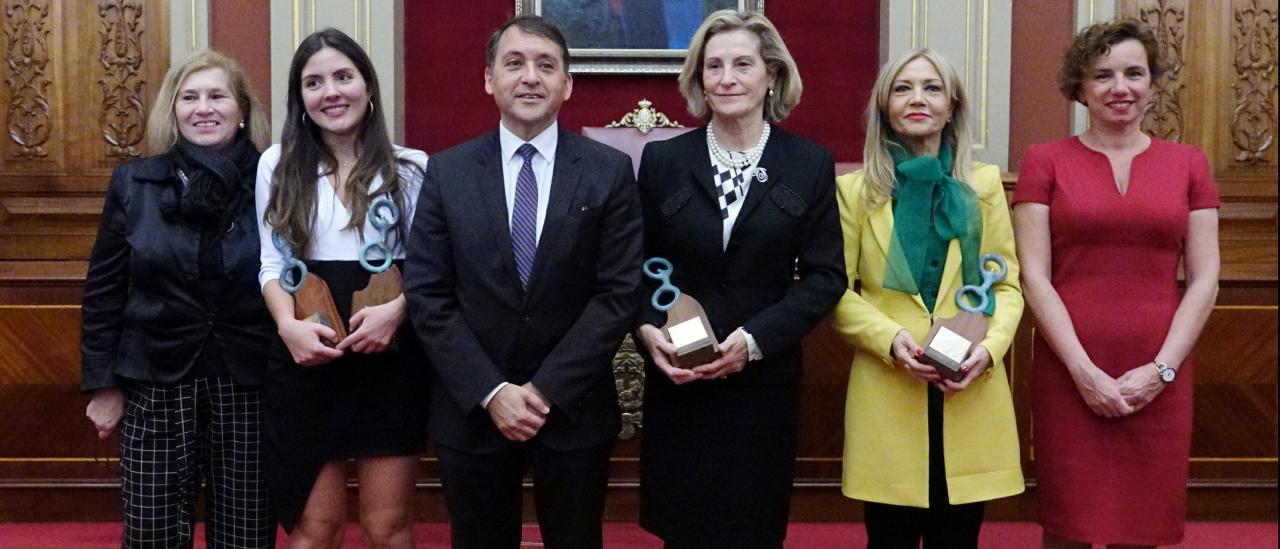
top-left (120, 378), bottom-right (275, 549)
top-left (436, 439), bottom-right (613, 549)
top-left (864, 386), bottom-right (985, 549)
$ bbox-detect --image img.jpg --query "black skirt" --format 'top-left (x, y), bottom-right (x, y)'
top-left (639, 366), bottom-right (801, 546)
top-left (262, 260), bottom-right (429, 531)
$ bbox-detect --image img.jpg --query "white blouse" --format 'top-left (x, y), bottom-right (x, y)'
top-left (255, 143), bottom-right (428, 289)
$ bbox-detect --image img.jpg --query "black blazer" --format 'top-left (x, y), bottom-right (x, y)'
top-left (405, 128), bottom-right (643, 453)
top-left (80, 154), bottom-right (273, 391)
top-left (637, 127), bottom-right (846, 387)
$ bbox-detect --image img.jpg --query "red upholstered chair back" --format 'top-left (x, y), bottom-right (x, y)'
top-left (836, 162), bottom-right (862, 176)
top-left (580, 99), bottom-right (694, 178)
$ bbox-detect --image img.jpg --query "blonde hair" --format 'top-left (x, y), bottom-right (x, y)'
top-left (860, 48), bottom-right (976, 208)
top-left (678, 10), bottom-right (802, 123)
top-left (146, 49), bottom-right (270, 153)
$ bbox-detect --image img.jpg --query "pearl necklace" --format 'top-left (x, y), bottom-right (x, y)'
top-left (707, 121), bottom-right (770, 170)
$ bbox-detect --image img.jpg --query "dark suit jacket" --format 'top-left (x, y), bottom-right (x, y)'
top-left (405, 127), bottom-right (643, 453)
top-left (637, 127), bottom-right (847, 387)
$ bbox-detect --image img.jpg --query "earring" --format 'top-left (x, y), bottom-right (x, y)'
top-left (301, 112), bottom-right (309, 126)
top-left (768, 88), bottom-right (774, 97)
top-left (368, 99), bottom-right (375, 114)
top-left (238, 120), bottom-right (245, 129)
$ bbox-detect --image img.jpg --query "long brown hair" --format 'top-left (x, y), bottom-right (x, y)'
top-left (263, 28), bottom-right (415, 256)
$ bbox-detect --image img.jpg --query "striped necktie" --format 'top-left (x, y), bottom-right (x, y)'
top-left (511, 143), bottom-right (539, 287)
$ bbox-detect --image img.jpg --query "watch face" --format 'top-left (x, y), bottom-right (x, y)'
top-left (1160, 368), bottom-right (1176, 382)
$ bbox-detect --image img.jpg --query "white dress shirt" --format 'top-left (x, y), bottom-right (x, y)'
top-left (483, 122), bottom-right (560, 409)
top-left (255, 144), bottom-right (428, 289)
top-left (499, 121), bottom-right (558, 243)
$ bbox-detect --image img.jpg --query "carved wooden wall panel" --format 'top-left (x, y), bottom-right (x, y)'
top-left (1121, 0), bottom-right (1278, 282)
top-left (1136, 0), bottom-right (1190, 141)
top-left (0, 1), bottom-right (167, 287)
top-left (1, 0), bottom-right (62, 173)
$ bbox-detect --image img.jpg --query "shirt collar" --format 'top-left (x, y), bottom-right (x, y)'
top-left (499, 121), bottom-right (558, 165)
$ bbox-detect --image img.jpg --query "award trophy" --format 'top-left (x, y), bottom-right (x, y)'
top-left (274, 231), bottom-right (347, 343)
top-left (350, 197), bottom-right (403, 349)
top-left (919, 253), bottom-right (1007, 381)
top-left (643, 257), bottom-right (721, 368)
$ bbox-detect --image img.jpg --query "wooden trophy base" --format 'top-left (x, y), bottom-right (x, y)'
top-left (920, 311), bottom-right (989, 381)
top-left (662, 293), bottom-right (721, 369)
top-left (294, 273), bottom-right (348, 344)
top-left (351, 265), bottom-right (403, 350)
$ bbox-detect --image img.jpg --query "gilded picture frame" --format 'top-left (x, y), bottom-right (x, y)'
top-left (514, 0), bottom-right (766, 74)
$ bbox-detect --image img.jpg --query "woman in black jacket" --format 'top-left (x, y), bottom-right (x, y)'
top-left (80, 49), bottom-right (275, 548)
top-left (634, 10), bottom-right (846, 548)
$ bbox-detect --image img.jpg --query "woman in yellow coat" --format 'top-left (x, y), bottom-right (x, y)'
top-left (834, 48), bottom-right (1024, 548)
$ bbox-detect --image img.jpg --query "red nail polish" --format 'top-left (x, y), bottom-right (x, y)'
top-left (914, 348), bottom-right (924, 357)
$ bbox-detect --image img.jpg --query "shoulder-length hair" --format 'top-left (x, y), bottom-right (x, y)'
top-left (860, 48), bottom-right (976, 209)
top-left (264, 28), bottom-right (414, 256)
top-left (678, 10), bottom-right (802, 123)
top-left (146, 49), bottom-right (270, 153)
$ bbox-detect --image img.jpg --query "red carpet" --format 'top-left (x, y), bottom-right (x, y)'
top-left (0, 522), bottom-right (1274, 548)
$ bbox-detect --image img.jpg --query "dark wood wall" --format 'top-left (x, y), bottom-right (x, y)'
top-left (0, 0), bottom-right (1275, 522)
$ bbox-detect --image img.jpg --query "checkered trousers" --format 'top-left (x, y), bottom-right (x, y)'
top-left (120, 378), bottom-right (275, 549)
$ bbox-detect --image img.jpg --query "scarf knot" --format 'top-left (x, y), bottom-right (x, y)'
top-left (882, 142), bottom-right (993, 315)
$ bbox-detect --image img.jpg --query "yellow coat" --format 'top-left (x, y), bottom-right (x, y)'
top-left (834, 163), bottom-right (1025, 507)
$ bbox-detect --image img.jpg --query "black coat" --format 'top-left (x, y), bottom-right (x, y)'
top-left (404, 128), bottom-right (644, 453)
top-left (80, 153), bottom-right (273, 391)
top-left (637, 127), bottom-right (847, 386)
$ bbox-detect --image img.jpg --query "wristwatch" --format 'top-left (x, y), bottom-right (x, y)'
top-left (1154, 361), bottom-right (1176, 383)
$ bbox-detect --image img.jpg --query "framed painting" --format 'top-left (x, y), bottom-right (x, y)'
top-left (514, 0), bottom-right (766, 74)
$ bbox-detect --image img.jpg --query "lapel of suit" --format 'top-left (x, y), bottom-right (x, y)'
top-left (688, 127), bottom-right (722, 206)
top-left (727, 128), bottom-right (779, 244)
top-left (524, 127), bottom-right (583, 298)
top-left (476, 133), bottom-right (523, 294)
top-left (868, 199), bottom-right (930, 313)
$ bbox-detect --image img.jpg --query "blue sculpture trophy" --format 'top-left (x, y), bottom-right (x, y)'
top-left (273, 231), bottom-right (347, 343)
top-left (920, 253), bottom-right (1007, 381)
top-left (350, 197), bottom-right (405, 349)
top-left (643, 257), bottom-right (721, 368)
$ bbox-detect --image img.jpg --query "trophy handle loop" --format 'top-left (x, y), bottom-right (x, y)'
top-left (272, 231), bottom-right (307, 295)
top-left (643, 257), bottom-right (681, 312)
top-left (359, 197), bottom-right (400, 274)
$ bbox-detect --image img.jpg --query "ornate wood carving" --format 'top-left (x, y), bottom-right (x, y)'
top-left (1137, 0), bottom-right (1188, 142)
top-left (1231, 0), bottom-right (1278, 165)
top-left (613, 334), bottom-right (645, 440)
top-left (96, 0), bottom-right (144, 159)
top-left (3, 0), bottom-right (51, 159)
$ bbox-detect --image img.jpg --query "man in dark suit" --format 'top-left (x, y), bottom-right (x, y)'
top-left (403, 15), bottom-right (642, 549)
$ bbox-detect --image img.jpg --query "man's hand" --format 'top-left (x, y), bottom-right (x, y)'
top-left (487, 384), bottom-right (551, 442)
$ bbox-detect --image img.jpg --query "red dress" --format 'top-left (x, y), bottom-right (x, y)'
top-left (1012, 136), bottom-right (1219, 545)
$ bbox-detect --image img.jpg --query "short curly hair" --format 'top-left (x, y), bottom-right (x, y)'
top-left (1059, 19), bottom-right (1163, 104)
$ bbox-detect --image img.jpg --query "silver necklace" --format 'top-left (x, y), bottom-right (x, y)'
top-left (707, 121), bottom-right (770, 170)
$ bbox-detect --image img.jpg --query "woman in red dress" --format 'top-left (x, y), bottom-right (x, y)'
top-left (1011, 20), bottom-right (1220, 548)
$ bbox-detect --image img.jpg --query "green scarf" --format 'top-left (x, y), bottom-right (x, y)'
top-left (883, 142), bottom-right (992, 314)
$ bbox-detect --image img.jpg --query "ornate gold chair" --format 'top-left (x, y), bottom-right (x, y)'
top-left (584, 100), bottom-right (692, 439)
